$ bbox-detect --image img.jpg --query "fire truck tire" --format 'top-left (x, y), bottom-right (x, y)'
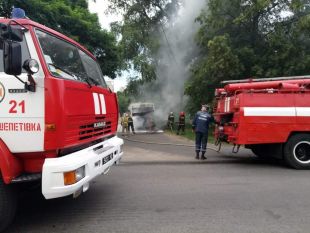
top-left (284, 134), bottom-right (310, 169)
top-left (0, 179), bottom-right (17, 232)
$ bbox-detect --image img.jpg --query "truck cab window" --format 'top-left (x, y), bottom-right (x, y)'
top-left (36, 30), bottom-right (87, 82)
top-left (79, 50), bottom-right (107, 88)
top-left (0, 36), bottom-right (31, 72)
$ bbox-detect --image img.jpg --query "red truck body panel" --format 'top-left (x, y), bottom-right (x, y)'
top-left (214, 77), bottom-right (310, 146)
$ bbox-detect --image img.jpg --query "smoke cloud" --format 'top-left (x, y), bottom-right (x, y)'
top-left (132, 0), bottom-right (207, 128)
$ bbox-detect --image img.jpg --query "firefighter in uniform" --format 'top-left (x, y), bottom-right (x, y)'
top-left (121, 113), bottom-right (129, 135)
top-left (177, 112), bottom-right (186, 135)
top-left (127, 112), bottom-right (135, 134)
top-left (167, 112), bottom-right (175, 131)
top-left (192, 104), bottom-right (213, 160)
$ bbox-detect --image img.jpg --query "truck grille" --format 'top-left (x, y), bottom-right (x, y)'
top-left (65, 115), bottom-right (116, 144)
top-left (79, 120), bottom-right (112, 140)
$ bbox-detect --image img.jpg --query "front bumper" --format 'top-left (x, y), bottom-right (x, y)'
top-left (42, 136), bottom-right (124, 199)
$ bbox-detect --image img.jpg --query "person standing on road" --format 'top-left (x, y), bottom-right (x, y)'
top-left (167, 112), bottom-right (175, 131)
top-left (192, 104), bottom-right (213, 160)
top-left (121, 113), bottom-right (129, 136)
top-left (177, 112), bottom-right (186, 135)
top-left (128, 112), bottom-right (135, 134)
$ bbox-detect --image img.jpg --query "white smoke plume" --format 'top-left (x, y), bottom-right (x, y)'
top-left (132, 0), bottom-right (207, 128)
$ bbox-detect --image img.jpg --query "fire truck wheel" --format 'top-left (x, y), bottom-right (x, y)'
top-left (0, 179), bottom-right (17, 232)
top-left (284, 134), bottom-right (310, 169)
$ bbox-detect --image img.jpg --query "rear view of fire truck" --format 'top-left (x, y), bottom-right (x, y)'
top-left (0, 9), bottom-right (123, 231)
top-left (214, 76), bottom-right (310, 169)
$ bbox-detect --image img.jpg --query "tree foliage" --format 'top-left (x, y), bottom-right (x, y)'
top-left (186, 0), bottom-right (310, 114)
top-left (107, 0), bottom-right (180, 90)
top-left (0, 0), bottom-right (120, 78)
top-left (117, 91), bottom-right (131, 114)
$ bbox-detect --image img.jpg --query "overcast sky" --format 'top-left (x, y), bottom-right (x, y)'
top-left (88, 0), bottom-right (127, 92)
top-left (88, 0), bottom-right (122, 30)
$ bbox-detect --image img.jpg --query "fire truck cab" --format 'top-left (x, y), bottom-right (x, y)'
top-left (0, 13), bottom-right (123, 231)
top-left (214, 76), bottom-right (310, 169)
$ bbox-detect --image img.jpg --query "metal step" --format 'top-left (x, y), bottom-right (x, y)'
top-left (12, 173), bottom-right (41, 183)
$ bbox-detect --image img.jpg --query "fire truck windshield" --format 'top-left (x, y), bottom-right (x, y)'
top-left (35, 29), bottom-right (107, 88)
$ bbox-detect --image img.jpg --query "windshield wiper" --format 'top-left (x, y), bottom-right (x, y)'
top-left (80, 75), bottom-right (100, 88)
top-left (87, 75), bottom-right (100, 86)
top-left (48, 63), bottom-right (100, 88)
top-left (80, 76), bottom-right (92, 88)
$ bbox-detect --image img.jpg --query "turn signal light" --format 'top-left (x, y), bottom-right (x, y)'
top-left (64, 171), bottom-right (76, 185)
top-left (46, 123), bottom-right (56, 131)
top-left (63, 166), bottom-right (85, 186)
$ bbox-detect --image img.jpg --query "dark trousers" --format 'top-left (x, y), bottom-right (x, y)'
top-left (128, 122), bottom-right (135, 133)
top-left (195, 132), bottom-right (208, 153)
top-left (177, 124), bottom-right (185, 134)
top-left (167, 121), bottom-right (174, 130)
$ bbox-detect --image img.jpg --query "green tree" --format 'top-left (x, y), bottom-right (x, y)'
top-left (186, 0), bottom-right (310, 114)
top-left (185, 35), bottom-right (243, 113)
top-left (0, 0), bottom-right (120, 78)
top-left (117, 91), bottom-right (131, 114)
top-left (107, 0), bottom-right (180, 94)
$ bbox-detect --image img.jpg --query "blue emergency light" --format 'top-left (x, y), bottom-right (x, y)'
top-left (11, 8), bottom-right (26, 19)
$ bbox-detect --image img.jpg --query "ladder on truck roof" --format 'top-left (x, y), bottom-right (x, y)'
top-left (221, 75), bottom-right (310, 84)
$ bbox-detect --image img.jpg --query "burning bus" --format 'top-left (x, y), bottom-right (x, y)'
top-left (128, 103), bottom-right (155, 131)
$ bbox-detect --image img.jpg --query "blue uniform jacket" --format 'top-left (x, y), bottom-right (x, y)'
top-left (192, 111), bottom-right (213, 134)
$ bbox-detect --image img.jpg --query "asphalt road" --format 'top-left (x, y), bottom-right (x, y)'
top-left (5, 133), bottom-right (310, 233)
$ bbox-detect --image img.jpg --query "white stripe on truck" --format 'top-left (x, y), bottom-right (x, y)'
top-left (93, 93), bottom-right (100, 115)
top-left (244, 107), bottom-right (310, 117)
top-left (99, 94), bottom-right (106, 114)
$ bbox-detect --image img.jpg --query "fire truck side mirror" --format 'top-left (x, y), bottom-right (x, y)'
top-left (3, 40), bottom-right (22, 76)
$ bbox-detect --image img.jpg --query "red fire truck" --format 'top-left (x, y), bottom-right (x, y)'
top-left (0, 13), bottom-right (123, 230)
top-left (214, 76), bottom-right (310, 169)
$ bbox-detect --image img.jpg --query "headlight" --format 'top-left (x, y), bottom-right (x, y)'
top-left (75, 166), bottom-right (85, 182)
